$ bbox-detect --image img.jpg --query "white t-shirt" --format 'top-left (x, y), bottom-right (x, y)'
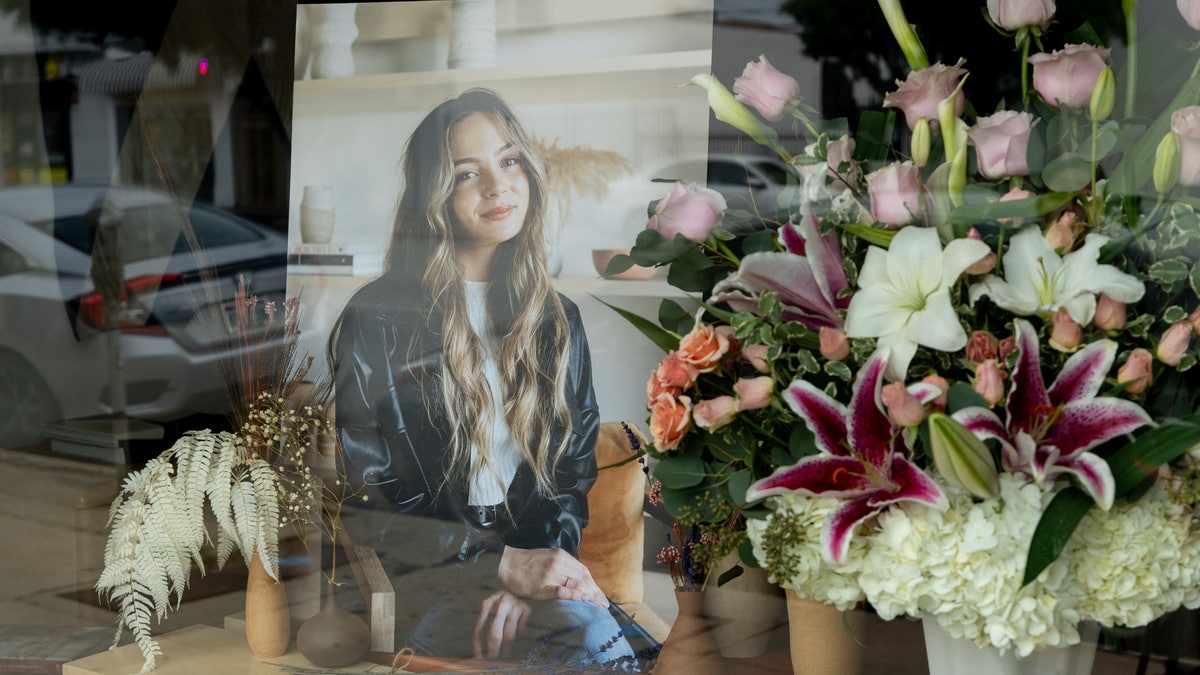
top-left (463, 281), bottom-right (521, 506)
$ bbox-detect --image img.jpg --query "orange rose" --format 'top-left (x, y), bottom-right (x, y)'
top-left (677, 323), bottom-right (731, 372)
top-left (649, 393), bottom-right (692, 452)
top-left (647, 352), bottom-right (698, 401)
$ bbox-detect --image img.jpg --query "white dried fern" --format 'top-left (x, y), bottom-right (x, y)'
top-left (95, 429), bottom-right (280, 673)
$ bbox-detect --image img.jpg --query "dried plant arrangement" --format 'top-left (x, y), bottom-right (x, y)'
top-left (532, 137), bottom-right (633, 246)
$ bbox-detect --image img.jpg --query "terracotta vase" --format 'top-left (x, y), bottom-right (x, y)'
top-left (785, 590), bottom-right (864, 675)
top-left (297, 583), bottom-right (371, 668)
top-left (245, 551), bottom-right (290, 657)
top-left (653, 589), bottom-right (727, 675)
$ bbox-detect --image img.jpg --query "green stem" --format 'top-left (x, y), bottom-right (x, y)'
top-left (706, 239), bottom-right (741, 267)
top-left (1124, 0), bottom-right (1138, 120)
top-left (1021, 36), bottom-right (1031, 106)
top-left (1091, 118), bottom-right (1099, 200)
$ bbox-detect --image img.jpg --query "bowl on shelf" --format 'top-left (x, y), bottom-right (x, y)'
top-left (591, 248), bottom-right (657, 280)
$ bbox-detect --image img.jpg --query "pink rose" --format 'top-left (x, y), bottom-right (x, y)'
top-left (1027, 44), bottom-right (1111, 109)
top-left (1179, 0), bottom-right (1200, 31)
top-left (1118, 348), bottom-right (1153, 394)
top-left (968, 111), bottom-right (1035, 179)
top-left (1093, 293), bottom-right (1127, 331)
top-left (693, 396), bottom-right (737, 431)
top-left (1169, 107), bottom-right (1200, 187)
top-left (1044, 210), bottom-right (1078, 253)
top-left (1190, 306), bottom-right (1200, 335)
top-left (867, 161), bottom-right (924, 226)
top-left (964, 228), bottom-right (997, 275)
top-left (732, 55), bottom-right (800, 122)
top-left (987, 0), bottom-right (1055, 31)
top-left (819, 326), bottom-right (851, 361)
top-left (733, 376), bottom-right (774, 411)
top-left (973, 359), bottom-right (1006, 407)
top-left (1049, 307), bottom-right (1083, 352)
top-left (677, 322), bottom-right (731, 372)
top-left (649, 393), bottom-right (692, 451)
top-left (921, 375), bottom-right (950, 411)
top-left (647, 181), bottom-right (727, 242)
top-left (883, 60), bottom-right (967, 129)
top-left (966, 330), bottom-right (1000, 364)
top-left (741, 344), bottom-right (771, 373)
top-left (881, 382), bottom-right (927, 427)
top-left (1156, 322), bottom-right (1193, 366)
top-left (824, 136), bottom-right (859, 192)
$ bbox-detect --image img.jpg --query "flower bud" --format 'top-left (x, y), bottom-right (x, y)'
top-left (921, 375), bottom-right (950, 411)
top-left (1156, 322), bottom-right (1193, 367)
top-left (973, 359), bottom-right (1006, 407)
top-left (1117, 348), bottom-right (1153, 394)
top-left (963, 228), bottom-right (997, 275)
top-left (911, 117), bottom-right (932, 168)
top-left (685, 74), bottom-right (784, 154)
top-left (1093, 293), bottom-right (1127, 331)
top-left (1190, 306), bottom-right (1200, 336)
top-left (741, 344), bottom-right (771, 373)
top-left (1049, 307), bottom-right (1083, 352)
top-left (998, 336), bottom-right (1017, 360)
top-left (733, 376), bottom-right (775, 411)
top-left (1044, 211), bottom-right (1078, 253)
top-left (1089, 67), bottom-right (1116, 122)
top-left (966, 330), bottom-right (1001, 363)
top-left (1155, 131), bottom-right (1182, 194)
top-left (882, 382), bottom-right (928, 427)
top-left (692, 395), bottom-right (737, 431)
top-left (927, 412), bottom-right (1001, 500)
top-left (819, 326), bottom-right (851, 361)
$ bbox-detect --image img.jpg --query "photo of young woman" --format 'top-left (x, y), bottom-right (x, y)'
top-left (330, 88), bottom-right (636, 667)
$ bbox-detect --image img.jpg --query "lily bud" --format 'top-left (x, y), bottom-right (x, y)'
top-left (685, 74), bottom-right (785, 156)
top-left (1049, 307), bottom-right (1083, 352)
top-left (938, 76), bottom-right (970, 158)
top-left (819, 326), bottom-right (851, 361)
top-left (1117, 348), bottom-right (1153, 395)
top-left (911, 117), bottom-right (931, 168)
top-left (877, 0), bottom-right (930, 71)
top-left (1154, 131), bottom-right (1181, 194)
top-left (1156, 322), bottom-right (1193, 367)
top-left (1089, 67), bottom-right (1116, 122)
top-left (882, 382), bottom-right (928, 427)
top-left (1093, 293), bottom-right (1127, 332)
top-left (973, 359), bottom-right (1006, 407)
top-left (927, 412), bottom-right (1000, 501)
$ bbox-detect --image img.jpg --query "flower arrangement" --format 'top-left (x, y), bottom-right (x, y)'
top-left (608, 0), bottom-right (1200, 657)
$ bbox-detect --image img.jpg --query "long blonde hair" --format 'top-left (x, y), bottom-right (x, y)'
top-left (386, 88), bottom-right (572, 504)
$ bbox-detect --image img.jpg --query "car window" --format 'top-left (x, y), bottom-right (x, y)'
top-left (0, 240), bottom-right (29, 276)
top-left (44, 203), bottom-right (265, 263)
top-left (707, 160), bottom-right (752, 186)
top-left (752, 161), bottom-right (790, 185)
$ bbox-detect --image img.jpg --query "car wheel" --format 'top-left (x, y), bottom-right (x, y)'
top-left (0, 351), bottom-right (61, 448)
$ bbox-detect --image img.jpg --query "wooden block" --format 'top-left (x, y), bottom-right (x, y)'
top-left (345, 543), bottom-right (395, 653)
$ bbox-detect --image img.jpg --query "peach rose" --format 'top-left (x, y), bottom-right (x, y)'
top-left (921, 375), bottom-right (950, 411)
top-left (1044, 211), bottom-right (1078, 253)
top-left (693, 396), bottom-right (737, 431)
top-left (974, 359), bottom-right (1006, 407)
top-left (1118, 348), bottom-right (1154, 394)
top-left (1093, 293), bottom-right (1127, 331)
top-left (988, 0), bottom-right (1055, 31)
top-left (648, 352), bottom-right (699, 399)
top-left (1049, 307), bottom-right (1083, 352)
top-left (819, 326), bottom-right (851, 361)
top-left (678, 322), bottom-right (731, 372)
top-left (966, 330), bottom-right (1001, 364)
top-left (1156, 322), bottom-right (1192, 366)
top-left (1179, 0), bottom-right (1200, 31)
top-left (882, 382), bottom-right (927, 427)
top-left (1170, 107), bottom-right (1200, 187)
top-left (733, 376), bottom-right (775, 411)
top-left (964, 228), bottom-right (997, 275)
top-left (741, 344), bottom-right (771, 373)
top-left (649, 393), bottom-right (692, 451)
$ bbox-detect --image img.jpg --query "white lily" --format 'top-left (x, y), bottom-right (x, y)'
top-left (968, 226), bottom-right (1145, 325)
top-left (844, 226), bottom-right (991, 381)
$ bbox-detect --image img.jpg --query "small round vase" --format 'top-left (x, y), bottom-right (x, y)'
top-left (653, 589), bottom-right (727, 675)
top-left (296, 583), bottom-right (371, 668)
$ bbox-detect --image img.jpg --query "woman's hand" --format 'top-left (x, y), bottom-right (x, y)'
top-left (498, 546), bottom-right (608, 608)
top-left (473, 590), bottom-right (530, 659)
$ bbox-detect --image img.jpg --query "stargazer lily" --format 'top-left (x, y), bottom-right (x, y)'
top-left (952, 319), bottom-right (1153, 510)
top-left (746, 349), bottom-right (948, 564)
top-left (711, 205), bottom-right (849, 330)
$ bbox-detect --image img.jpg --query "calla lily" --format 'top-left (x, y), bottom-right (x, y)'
top-left (746, 349), bottom-right (948, 564)
top-left (844, 226), bottom-right (991, 381)
top-left (952, 319), bottom-right (1153, 510)
top-left (711, 205), bottom-right (849, 330)
top-left (684, 74), bottom-right (788, 159)
top-left (969, 226), bottom-right (1145, 326)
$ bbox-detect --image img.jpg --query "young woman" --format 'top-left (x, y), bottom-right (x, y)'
top-left (331, 89), bottom-right (634, 667)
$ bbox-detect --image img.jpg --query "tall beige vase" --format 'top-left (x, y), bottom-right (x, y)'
top-left (245, 552), bottom-right (290, 657)
top-left (653, 589), bottom-right (728, 675)
top-left (785, 591), bottom-right (864, 675)
top-left (702, 552), bottom-right (787, 658)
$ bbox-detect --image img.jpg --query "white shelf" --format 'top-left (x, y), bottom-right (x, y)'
top-left (287, 272), bottom-right (686, 299)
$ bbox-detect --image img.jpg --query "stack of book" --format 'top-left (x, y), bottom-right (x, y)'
top-left (44, 415), bottom-right (164, 465)
top-left (288, 242), bottom-right (385, 276)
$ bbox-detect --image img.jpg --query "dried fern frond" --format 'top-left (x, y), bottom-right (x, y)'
top-left (532, 137), bottom-right (632, 233)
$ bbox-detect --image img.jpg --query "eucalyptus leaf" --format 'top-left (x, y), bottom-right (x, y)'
top-left (603, 254), bottom-right (636, 276)
top-left (653, 453), bottom-right (708, 489)
top-left (947, 192), bottom-right (1075, 225)
top-left (1041, 153), bottom-right (1092, 192)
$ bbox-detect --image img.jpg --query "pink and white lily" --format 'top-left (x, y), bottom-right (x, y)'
top-left (746, 349), bottom-right (948, 564)
top-left (953, 319), bottom-right (1152, 510)
top-left (711, 205), bottom-right (850, 330)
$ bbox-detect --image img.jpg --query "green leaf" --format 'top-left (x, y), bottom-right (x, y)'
top-left (1163, 306), bottom-right (1188, 324)
top-left (1109, 56), bottom-right (1200, 195)
top-left (666, 246), bottom-right (716, 292)
top-left (629, 229), bottom-right (695, 267)
top-left (595, 297), bottom-right (679, 353)
top-left (1109, 413), bottom-right (1200, 496)
top-left (788, 424), bottom-right (818, 461)
top-left (853, 110), bottom-right (897, 162)
top-left (1023, 487), bottom-right (1094, 586)
top-left (1191, 262), bottom-right (1200, 297)
top-left (824, 360), bottom-right (852, 382)
top-left (946, 382), bottom-right (989, 413)
top-left (603, 254), bottom-right (636, 276)
top-left (659, 299), bottom-right (695, 336)
top-left (1041, 153), bottom-right (1091, 192)
top-left (727, 469), bottom-right (753, 507)
top-left (661, 481), bottom-right (729, 523)
top-left (716, 564), bottom-right (744, 587)
top-left (1149, 258), bottom-right (1191, 291)
top-left (837, 222), bottom-right (897, 247)
top-left (742, 228), bottom-right (779, 254)
top-left (653, 454), bottom-right (708, 489)
top-left (947, 192), bottom-right (1075, 225)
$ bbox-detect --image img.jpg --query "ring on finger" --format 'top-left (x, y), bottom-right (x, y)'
top-left (562, 575), bottom-right (571, 587)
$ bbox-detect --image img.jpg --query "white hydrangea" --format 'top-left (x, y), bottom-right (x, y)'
top-left (750, 473), bottom-right (1200, 657)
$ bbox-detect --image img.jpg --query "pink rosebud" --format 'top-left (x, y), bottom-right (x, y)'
top-left (732, 55), bottom-right (801, 122)
top-left (996, 187), bottom-right (1038, 225)
top-left (866, 161), bottom-right (925, 226)
top-left (741, 344), bottom-right (771, 373)
top-left (968, 110), bottom-right (1035, 179)
top-left (883, 60), bottom-right (967, 129)
top-left (1049, 307), bottom-right (1083, 352)
top-left (1044, 210), bottom-right (1078, 253)
top-left (819, 326), bottom-right (851, 361)
top-left (647, 180), bottom-right (727, 242)
top-left (1118, 348), bottom-right (1154, 394)
top-left (733, 376), bottom-right (774, 411)
top-left (649, 393), bottom-right (692, 451)
top-left (1170, 106), bottom-right (1200, 187)
top-left (966, 330), bottom-right (1001, 363)
top-left (921, 375), bottom-right (950, 411)
top-left (999, 335), bottom-right (1017, 360)
top-left (1156, 322), bottom-right (1193, 367)
top-left (1027, 44), bottom-right (1111, 109)
top-left (987, 0), bottom-right (1055, 31)
top-left (1179, 0), bottom-right (1200, 31)
top-left (1190, 306), bottom-right (1200, 335)
top-left (882, 382), bottom-right (928, 427)
top-left (825, 136), bottom-right (859, 192)
top-left (963, 228), bottom-right (997, 275)
top-left (973, 359), bottom-right (1006, 407)
top-left (678, 322), bottom-right (731, 373)
top-left (1093, 293), bottom-right (1127, 331)
top-left (692, 395), bottom-right (737, 431)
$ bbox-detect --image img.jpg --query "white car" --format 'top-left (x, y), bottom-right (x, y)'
top-left (0, 184), bottom-right (288, 448)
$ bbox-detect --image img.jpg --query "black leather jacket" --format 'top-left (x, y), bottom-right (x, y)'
top-left (333, 276), bottom-right (599, 566)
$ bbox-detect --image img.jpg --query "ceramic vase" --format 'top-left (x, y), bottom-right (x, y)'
top-left (702, 552), bottom-right (786, 658)
top-left (785, 591), bottom-right (865, 675)
top-left (300, 185), bottom-right (336, 244)
top-left (922, 617), bottom-right (1098, 675)
top-left (448, 0), bottom-right (497, 69)
top-left (652, 589), bottom-right (727, 675)
top-left (245, 551), bottom-right (290, 657)
top-left (297, 583), bottom-right (371, 668)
